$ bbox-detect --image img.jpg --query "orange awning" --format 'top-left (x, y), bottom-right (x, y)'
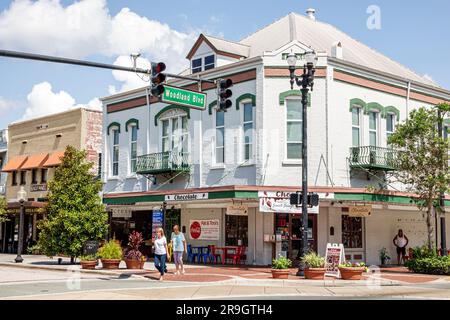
top-left (1, 155), bottom-right (28, 172)
top-left (21, 153), bottom-right (49, 170)
top-left (43, 151), bottom-right (65, 167)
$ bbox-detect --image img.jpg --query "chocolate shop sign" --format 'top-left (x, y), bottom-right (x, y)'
top-left (259, 191), bottom-right (319, 214)
top-left (165, 193), bottom-right (209, 202)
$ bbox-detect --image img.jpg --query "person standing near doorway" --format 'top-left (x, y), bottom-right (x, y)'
top-left (154, 228), bottom-right (170, 281)
top-left (171, 225), bottom-right (187, 275)
top-left (393, 229), bottom-right (409, 265)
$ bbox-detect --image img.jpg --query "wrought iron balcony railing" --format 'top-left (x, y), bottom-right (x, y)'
top-left (136, 151), bottom-right (191, 175)
top-left (349, 146), bottom-right (398, 171)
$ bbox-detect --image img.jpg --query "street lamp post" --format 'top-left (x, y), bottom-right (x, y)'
top-left (437, 109), bottom-right (447, 256)
top-left (15, 187), bottom-right (27, 263)
top-left (287, 51), bottom-right (316, 276)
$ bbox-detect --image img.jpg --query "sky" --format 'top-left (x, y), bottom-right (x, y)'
top-left (0, 0), bottom-right (449, 129)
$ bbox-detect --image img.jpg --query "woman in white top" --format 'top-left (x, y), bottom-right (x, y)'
top-left (154, 228), bottom-right (170, 281)
top-left (393, 229), bottom-right (409, 265)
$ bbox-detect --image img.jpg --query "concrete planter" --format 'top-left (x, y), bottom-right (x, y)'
top-left (271, 269), bottom-right (290, 279)
top-left (304, 268), bottom-right (326, 280)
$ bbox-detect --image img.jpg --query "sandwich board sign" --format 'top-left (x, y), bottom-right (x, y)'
top-left (324, 243), bottom-right (345, 278)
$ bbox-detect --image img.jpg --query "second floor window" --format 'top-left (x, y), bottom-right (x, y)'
top-left (41, 168), bottom-right (47, 183)
top-left (386, 113), bottom-right (396, 143)
top-left (112, 129), bottom-right (119, 176)
top-left (161, 115), bottom-right (189, 154)
top-left (352, 107), bottom-right (361, 147)
top-left (130, 126), bottom-right (138, 173)
top-left (243, 103), bottom-right (253, 161)
top-left (369, 111), bottom-right (379, 147)
top-left (11, 171), bottom-right (17, 186)
top-left (32, 169), bottom-right (38, 184)
top-left (192, 58), bottom-right (202, 74)
top-left (216, 111), bottom-right (225, 164)
top-left (20, 171), bottom-right (26, 185)
top-left (286, 99), bottom-right (302, 160)
top-left (204, 55), bottom-right (215, 71)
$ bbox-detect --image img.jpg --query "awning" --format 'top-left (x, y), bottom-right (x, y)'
top-left (1, 155), bottom-right (28, 172)
top-left (43, 151), bottom-right (65, 167)
top-left (21, 153), bottom-right (49, 170)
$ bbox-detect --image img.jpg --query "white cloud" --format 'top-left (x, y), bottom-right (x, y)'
top-left (21, 82), bottom-right (101, 120)
top-left (109, 55), bottom-right (151, 94)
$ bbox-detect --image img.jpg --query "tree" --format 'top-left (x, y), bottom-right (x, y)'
top-left (0, 195), bottom-right (8, 223)
top-left (37, 146), bottom-right (108, 263)
top-left (388, 103), bottom-right (450, 251)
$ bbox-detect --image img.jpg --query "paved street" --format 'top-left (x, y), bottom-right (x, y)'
top-left (0, 255), bottom-right (449, 300)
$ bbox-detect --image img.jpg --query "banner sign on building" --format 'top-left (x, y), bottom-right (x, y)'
top-left (258, 191), bottom-right (319, 214)
top-left (165, 193), bottom-right (209, 202)
top-left (226, 204), bottom-right (249, 216)
top-left (112, 207), bottom-right (132, 218)
top-left (189, 219), bottom-right (220, 240)
top-left (152, 210), bottom-right (164, 241)
top-left (324, 243), bottom-right (346, 278)
top-left (348, 205), bottom-right (372, 217)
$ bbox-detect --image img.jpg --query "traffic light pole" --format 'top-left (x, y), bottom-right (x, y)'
top-left (0, 49), bottom-right (216, 85)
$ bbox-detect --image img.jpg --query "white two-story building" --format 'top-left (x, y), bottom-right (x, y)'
top-left (101, 10), bottom-right (450, 265)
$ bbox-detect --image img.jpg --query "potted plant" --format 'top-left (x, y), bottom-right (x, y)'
top-left (379, 247), bottom-right (391, 266)
top-left (98, 240), bottom-right (123, 269)
top-left (338, 262), bottom-right (368, 280)
top-left (301, 252), bottom-right (326, 280)
top-left (271, 256), bottom-right (292, 279)
top-left (124, 231), bottom-right (146, 269)
top-left (80, 255), bottom-right (97, 270)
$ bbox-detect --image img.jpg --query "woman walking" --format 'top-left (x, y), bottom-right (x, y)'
top-left (171, 225), bottom-right (187, 275)
top-left (154, 228), bottom-right (170, 281)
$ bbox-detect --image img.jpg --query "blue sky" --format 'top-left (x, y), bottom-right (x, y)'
top-left (0, 0), bottom-right (449, 129)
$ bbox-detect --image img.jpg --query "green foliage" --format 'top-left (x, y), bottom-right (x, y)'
top-left (388, 103), bottom-right (450, 250)
top-left (410, 245), bottom-right (438, 259)
top-left (0, 196), bottom-right (8, 223)
top-left (379, 247), bottom-right (391, 261)
top-left (37, 146), bottom-right (108, 260)
top-left (272, 256), bottom-right (292, 269)
top-left (26, 244), bottom-right (41, 255)
top-left (405, 256), bottom-right (450, 275)
top-left (80, 254), bottom-right (97, 262)
top-left (301, 252), bottom-right (325, 268)
top-left (98, 240), bottom-right (123, 260)
top-left (339, 262), bottom-right (366, 268)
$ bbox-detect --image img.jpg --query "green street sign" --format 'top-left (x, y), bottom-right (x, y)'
top-left (161, 85), bottom-right (207, 110)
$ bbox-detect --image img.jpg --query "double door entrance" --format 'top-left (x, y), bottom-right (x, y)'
top-left (275, 213), bottom-right (318, 266)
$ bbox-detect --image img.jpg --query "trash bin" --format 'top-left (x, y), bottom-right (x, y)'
top-left (83, 240), bottom-right (99, 256)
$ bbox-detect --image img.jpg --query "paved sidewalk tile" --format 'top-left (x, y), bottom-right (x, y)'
top-left (191, 285), bottom-right (234, 298)
top-left (229, 286), bottom-right (265, 296)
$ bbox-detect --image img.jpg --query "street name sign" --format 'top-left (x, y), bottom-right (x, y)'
top-left (161, 85), bottom-right (207, 110)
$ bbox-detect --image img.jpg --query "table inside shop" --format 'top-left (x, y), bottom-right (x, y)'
top-left (215, 246), bottom-right (240, 265)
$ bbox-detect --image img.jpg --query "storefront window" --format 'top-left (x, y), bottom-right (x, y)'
top-left (342, 215), bottom-right (363, 249)
top-left (225, 215), bottom-right (248, 246)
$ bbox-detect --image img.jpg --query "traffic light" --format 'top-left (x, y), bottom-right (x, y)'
top-left (308, 193), bottom-right (320, 207)
top-left (290, 192), bottom-right (303, 206)
top-left (150, 62), bottom-right (166, 97)
top-left (217, 79), bottom-right (233, 112)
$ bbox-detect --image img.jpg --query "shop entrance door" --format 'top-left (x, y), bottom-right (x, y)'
top-left (164, 209), bottom-right (181, 238)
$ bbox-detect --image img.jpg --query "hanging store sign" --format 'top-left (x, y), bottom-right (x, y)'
top-left (189, 219), bottom-right (220, 241)
top-left (165, 193), bottom-right (209, 202)
top-left (324, 243), bottom-right (346, 278)
top-left (258, 191), bottom-right (319, 214)
top-left (348, 205), bottom-right (372, 217)
top-left (226, 204), bottom-right (249, 216)
top-left (112, 207), bottom-right (132, 218)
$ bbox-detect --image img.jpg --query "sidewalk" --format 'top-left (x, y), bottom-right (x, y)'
top-left (0, 254), bottom-right (446, 286)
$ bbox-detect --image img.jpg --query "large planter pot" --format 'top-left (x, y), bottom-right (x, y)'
top-left (101, 259), bottom-right (121, 269)
top-left (125, 259), bottom-right (145, 270)
top-left (339, 267), bottom-right (365, 280)
top-left (271, 269), bottom-right (290, 279)
top-left (304, 268), bottom-right (326, 280)
top-left (80, 260), bottom-right (97, 270)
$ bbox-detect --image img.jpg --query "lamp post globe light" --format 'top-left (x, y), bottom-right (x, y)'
top-left (15, 186), bottom-right (27, 263)
top-left (287, 50), bottom-right (317, 276)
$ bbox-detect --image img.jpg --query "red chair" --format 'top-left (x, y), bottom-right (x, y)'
top-left (207, 245), bottom-right (222, 264)
top-left (226, 246), bottom-right (246, 265)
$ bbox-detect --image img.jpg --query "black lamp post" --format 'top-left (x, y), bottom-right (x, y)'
top-left (287, 50), bottom-right (316, 275)
top-left (437, 109), bottom-right (447, 256)
top-left (15, 187), bottom-right (27, 263)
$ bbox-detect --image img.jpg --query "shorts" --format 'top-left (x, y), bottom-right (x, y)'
top-left (397, 247), bottom-right (406, 256)
top-left (173, 251), bottom-right (184, 266)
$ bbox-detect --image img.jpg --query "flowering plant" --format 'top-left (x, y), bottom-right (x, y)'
top-left (339, 262), bottom-right (368, 272)
top-left (124, 231), bottom-right (144, 261)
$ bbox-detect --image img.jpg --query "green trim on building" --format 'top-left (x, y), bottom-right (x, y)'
top-left (235, 93), bottom-right (256, 110)
top-left (107, 122), bottom-right (121, 135)
top-left (125, 118), bottom-right (139, 132)
top-left (154, 105), bottom-right (191, 126)
top-left (349, 98), bottom-right (367, 112)
top-left (208, 100), bottom-right (218, 115)
top-left (279, 90), bottom-right (311, 107)
top-left (383, 106), bottom-right (400, 119)
top-left (365, 102), bottom-right (384, 115)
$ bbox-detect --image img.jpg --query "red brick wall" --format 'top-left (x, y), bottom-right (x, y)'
top-left (84, 109), bottom-right (103, 175)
